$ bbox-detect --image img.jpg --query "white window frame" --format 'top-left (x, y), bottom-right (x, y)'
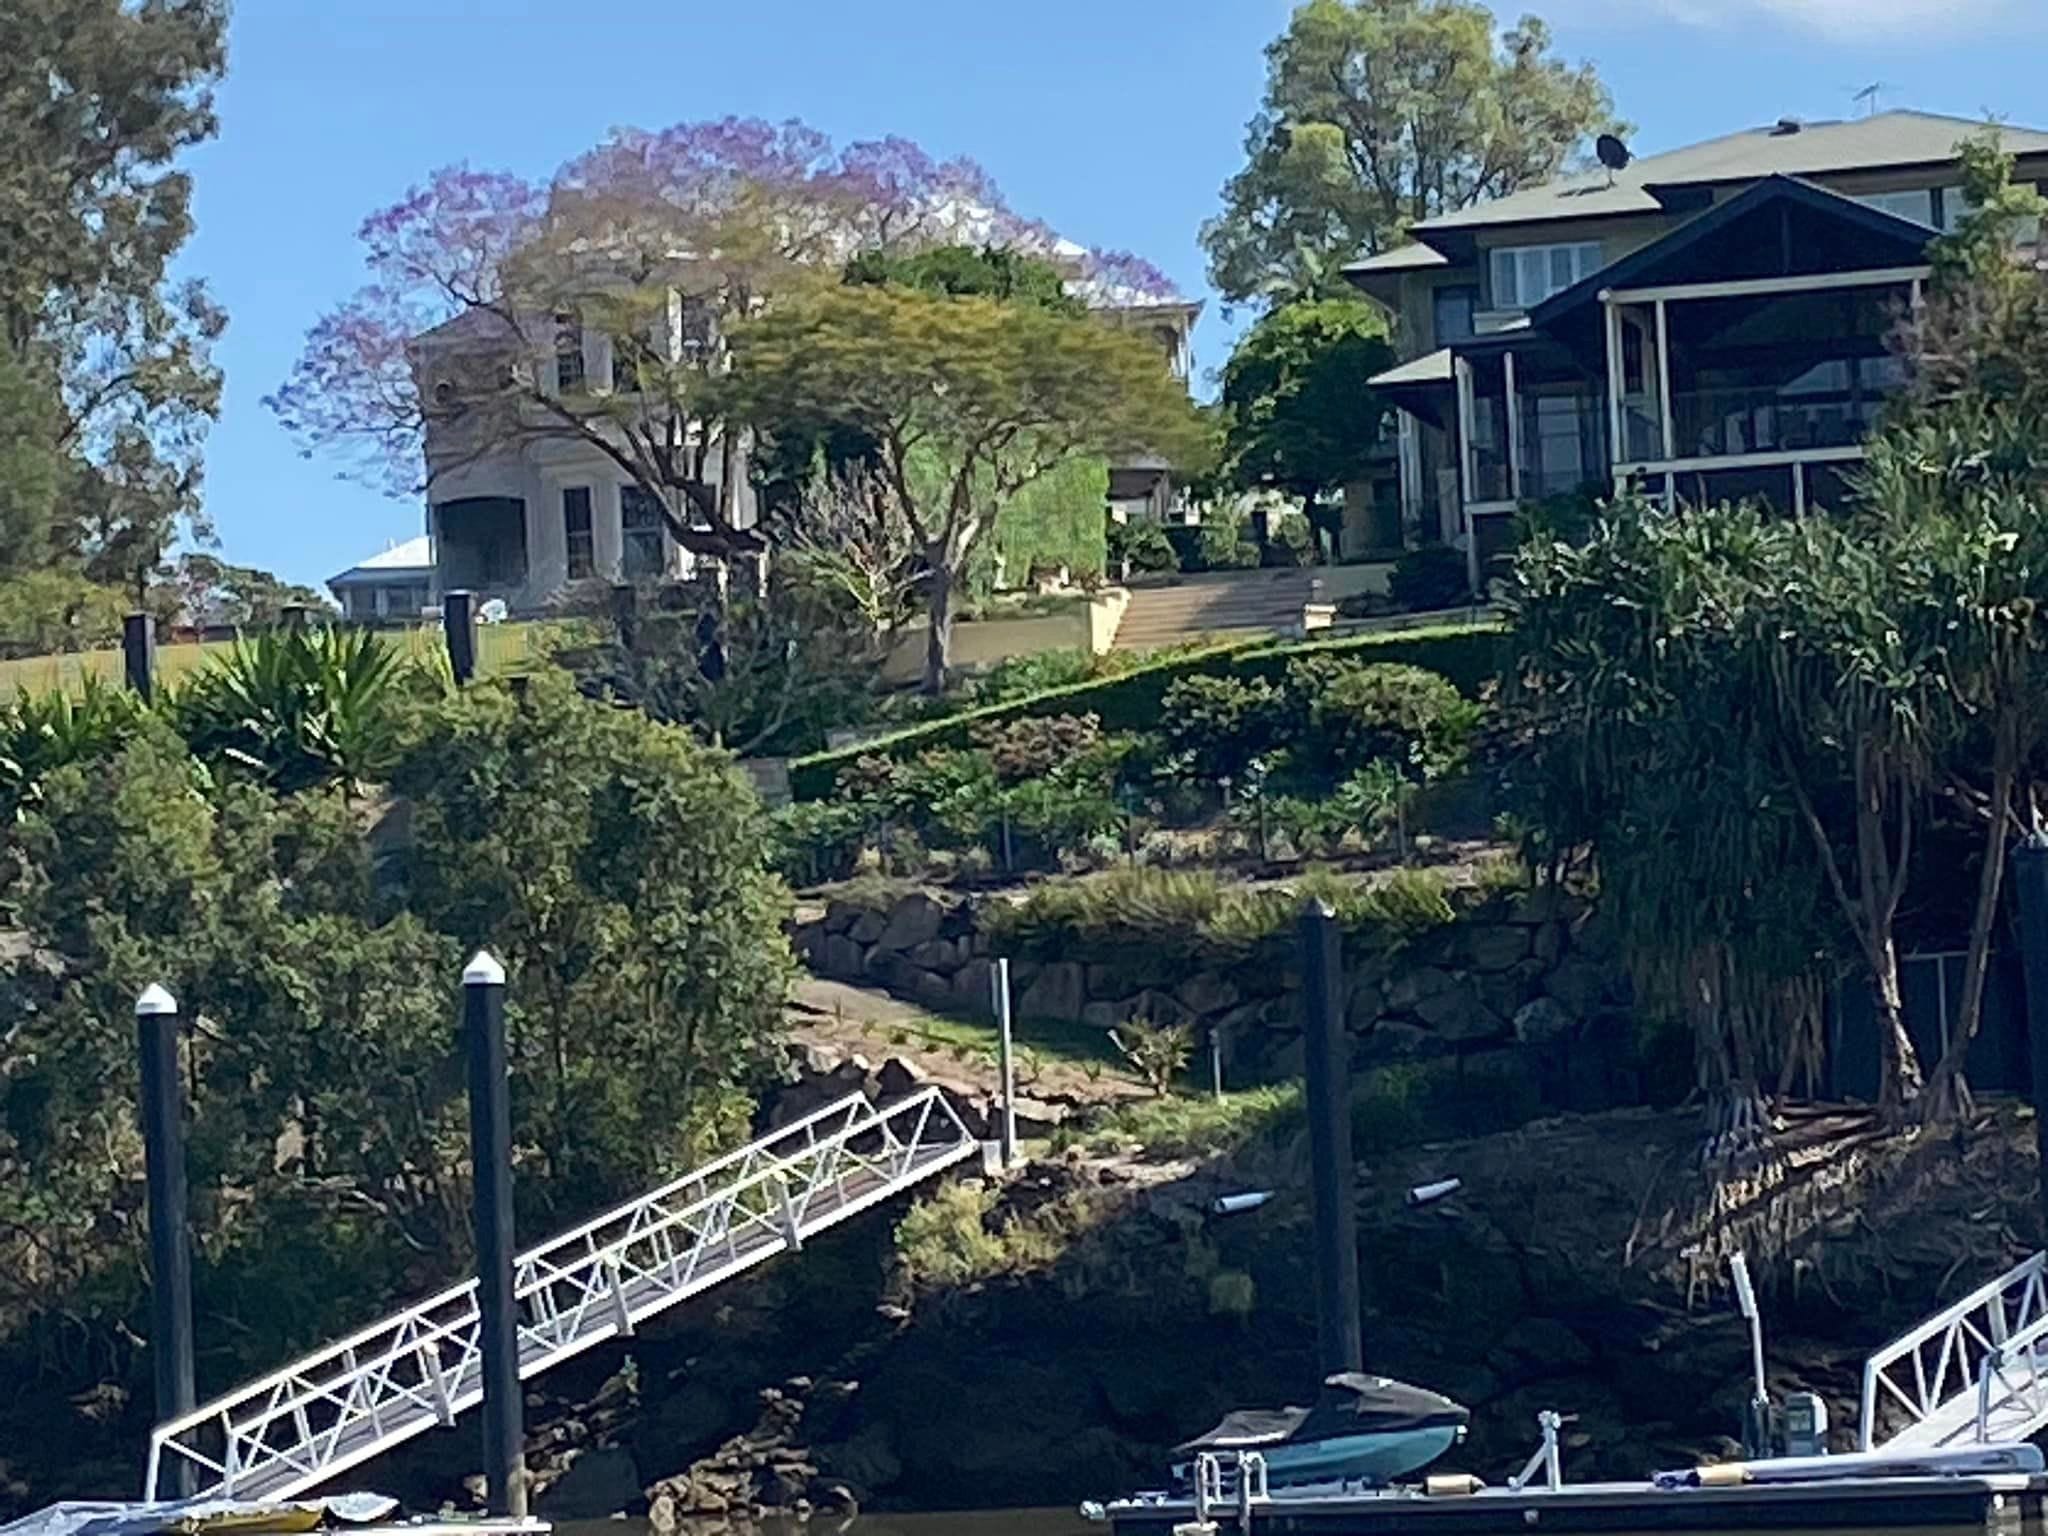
top-left (1489, 241), bottom-right (1604, 310)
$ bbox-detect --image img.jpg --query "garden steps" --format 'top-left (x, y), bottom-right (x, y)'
top-left (1110, 570), bottom-right (1319, 651)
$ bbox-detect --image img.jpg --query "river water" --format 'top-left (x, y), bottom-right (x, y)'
top-left (560, 1510), bottom-right (1090, 1536)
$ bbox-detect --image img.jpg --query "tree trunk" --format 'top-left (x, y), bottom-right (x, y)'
top-left (922, 559), bottom-right (954, 697)
top-left (1870, 929), bottom-right (1924, 1114)
top-left (1925, 737), bottom-right (2019, 1120)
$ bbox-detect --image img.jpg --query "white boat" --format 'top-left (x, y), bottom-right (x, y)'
top-left (1170, 1374), bottom-right (1470, 1491)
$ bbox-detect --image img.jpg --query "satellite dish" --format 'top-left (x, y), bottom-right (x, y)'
top-left (1596, 134), bottom-right (1632, 173)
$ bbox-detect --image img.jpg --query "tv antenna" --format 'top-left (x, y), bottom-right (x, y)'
top-left (1852, 82), bottom-right (1889, 117)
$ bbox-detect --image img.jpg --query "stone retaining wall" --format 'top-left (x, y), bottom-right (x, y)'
top-left (792, 883), bottom-right (1641, 1100)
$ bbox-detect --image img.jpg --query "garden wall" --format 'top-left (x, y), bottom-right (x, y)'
top-left (876, 589), bottom-right (1132, 685)
top-left (792, 881), bottom-right (1646, 1109)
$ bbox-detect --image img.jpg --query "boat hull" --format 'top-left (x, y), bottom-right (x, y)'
top-left (1173, 1426), bottom-right (1465, 1489)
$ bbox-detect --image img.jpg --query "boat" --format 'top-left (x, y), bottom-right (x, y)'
top-left (1170, 1374), bottom-right (1470, 1491)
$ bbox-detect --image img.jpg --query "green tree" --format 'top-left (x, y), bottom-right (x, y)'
top-left (0, 0), bottom-right (229, 597)
top-left (723, 284), bottom-right (1203, 693)
top-left (392, 673), bottom-right (794, 1200)
top-left (1219, 299), bottom-right (1395, 511)
top-left (171, 553), bottom-right (334, 629)
top-left (1203, 0), bottom-right (1621, 308)
top-left (845, 243), bottom-right (1081, 314)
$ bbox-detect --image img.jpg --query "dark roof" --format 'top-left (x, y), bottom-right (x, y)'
top-left (1528, 174), bottom-right (1938, 331)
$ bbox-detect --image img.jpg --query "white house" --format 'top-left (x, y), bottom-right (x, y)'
top-left (327, 535), bottom-right (434, 623)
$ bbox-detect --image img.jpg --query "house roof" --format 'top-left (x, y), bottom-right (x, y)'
top-left (1343, 245), bottom-right (1451, 277)
top-left (1413, 110), bottom-right (2048, 236)
top-left (1526, 174), bottom-right (1939, 332)
top-left (331, 535), bottom-right (433, 585)
top-left (1368, 347), bottom-right (1453, 390)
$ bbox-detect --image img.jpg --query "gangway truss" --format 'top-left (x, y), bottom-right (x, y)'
top-left (146, 1087), bottom-right (976, 1502)
top-left (1862, 1250), bottom-right (2048, 1452)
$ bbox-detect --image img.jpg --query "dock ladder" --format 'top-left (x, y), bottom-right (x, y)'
top-left (1861, 1250), bottom-right (2048, 1451)
top-left (145, 1088), bottom-right (976, 1503)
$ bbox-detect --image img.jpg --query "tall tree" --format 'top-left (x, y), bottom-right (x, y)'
top-left (268, 120), bottom-right (1157, 559)
top-left (0, 0), bottom-right (228, 596)
top-left (722, 284), bottom-right (1203, 693)
top-left (1203, 0), bottom-right (1621, 308)
top-left (1219, 298), bottom-right (1394, 506)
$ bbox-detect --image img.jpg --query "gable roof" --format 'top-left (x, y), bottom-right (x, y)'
top-left (1525, 174), bottom-right (1938, 333)
top-left (1414, 111), bottom-right (2048, 237)
top-left (332, 535), bottom-right (433, 586)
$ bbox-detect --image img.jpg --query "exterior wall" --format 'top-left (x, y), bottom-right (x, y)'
top-left (879, 588), bottom-right (1131, 685)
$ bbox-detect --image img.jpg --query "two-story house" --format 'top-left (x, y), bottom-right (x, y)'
top-left (332, 262), bottom-right (1201, 620)
top-left (1348, 110), bottom-right (2048, 593)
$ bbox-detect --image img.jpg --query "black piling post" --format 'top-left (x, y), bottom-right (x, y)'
top-left (463, 951), bottom-right (524, 1515)
top-left (444, 590), bottom-right (477, 687)
top-left (1299, 898), bottom-right (1363, 1375)
top-left (2013, 835), bottom-right (2048, 1241)
top-left (123, 613), bottom-right (157, 704)
top-left (136, 983), bottom-right (195, 1499)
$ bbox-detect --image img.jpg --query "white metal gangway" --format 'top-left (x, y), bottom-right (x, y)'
top-left (146, 1087), bottom-right (976, 1503)
top-left (1860, 1251), bottom-right (2048, 1452)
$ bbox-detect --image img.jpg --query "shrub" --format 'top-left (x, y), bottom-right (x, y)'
top-left (787, 622), bottom-right (1504, 800)
top-left (1111, 1016), bottom-right (1195, 1096)
top-left (1161, 674), bottom-right (1285, 782)
top-left (0, 675), bottom-right (143, 822)
top-left (1297, 662), bottom-right (1482, 780)
top-left (972, 648), bottom-right (1128, 703)
top-left (175, 626), bottom-right (411, 794)
top-left (772, 798), bottom-right (871, 885)
top-left (1197, 510), bottom-right (1262, 572)
top-left (1107, 516), bottom-right (1179, 575)
top-left (1261, 513), bottom-right (1315, 568)
top-left (972, 712), bottom-right (1102, 784)
top-left (1389, 544), bottom-right (1471, 611)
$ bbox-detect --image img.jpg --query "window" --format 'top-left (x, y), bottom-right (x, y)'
top-left (1855, 189), bottom-right (1936, 227)
top-left (554, 315), bottom-right (586, 393)
top-left (562, 486), bottom-right (595, 579)
top-left (621, 485), bottom-right (666, 579)
top-left (1936, 183), bottom-right (2041, 243)
top-left (1433, 285), bottom-right (1478, 344)
top-left (1489, 242), bottom-right (1603, 310)
top-left (611, 333), bottom-right (649, 393)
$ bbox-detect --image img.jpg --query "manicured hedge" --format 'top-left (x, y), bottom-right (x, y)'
top-left (789, 620), bottom-right (1504, 800)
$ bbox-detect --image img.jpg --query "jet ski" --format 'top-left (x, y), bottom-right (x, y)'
top-left (1170, 1374), bottom-right (1469, 1491)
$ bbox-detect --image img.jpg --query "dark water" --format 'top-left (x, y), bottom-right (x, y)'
top-left (559, 1511), bottom-right (1090, 1536)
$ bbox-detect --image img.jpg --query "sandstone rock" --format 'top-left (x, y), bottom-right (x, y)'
top-left (1466, 923), bottom-right (1532, 973)
top-left (646, 1492), bottom-right (679, 1535)
top-left (1175, 971), bottom-right (1242, 1017)
top-left (1357, 1018), bottom-right (1433, 1062)
top-left (1346, 978), bottom-right (1387, 1028)
top-left (877, 1056), bottom-right (929, 1097)
top-left (906, 938), bottom-right (957, 971)
top-left (1546, 958), bottom-right (1607, 1018)
top-left (1387, 965), bottom-right (1455, 1012)
top-left (792, 924), bottom-right (827, 966)
top-left (1532, 920), bottom-right (1566, 967)
top-left (1515, 997), bottom-right (1577, 1044)
top-left (824, 899), bottom-right (861, 934)
top-left (822, 935), bottom-right (865, 979)
top-left (537, 1444), bottom-right (642, 1520)
top-left (1080, 1000), bottom-right (1125, 1032)
top-left (907, 968), bottom-right (956, 1010)
top-left (1414, 978), bottom-right (1504, 1041)
top-left (875, 892), bottom-right (945, 952)
top-left (1018, 961), bottom-right (1088, 1023)
top-left (952, 956), bottom-right (996, 1013)
top-left (1010, 1096), bottom-right (1071, 1135)
top-left (848, 909), bottom-right (887, 945)
top-left (823, 1422), bottom-right (902, 1492)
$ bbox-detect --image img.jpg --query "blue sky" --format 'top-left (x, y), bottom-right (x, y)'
top-left (182, 0), bottom-right (2048, 589)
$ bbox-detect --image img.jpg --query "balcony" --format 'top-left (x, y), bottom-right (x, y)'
top-left (1670, 383), bottom-right (1886, 461)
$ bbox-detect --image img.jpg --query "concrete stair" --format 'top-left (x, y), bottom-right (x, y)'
top-left (1111, 569), bottom-right (1319, 652)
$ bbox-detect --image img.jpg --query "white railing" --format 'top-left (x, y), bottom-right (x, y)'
top-left (146, 1088), bottom-right (975, 1502)
top-left (1861, 1252), bottom-right (2048, 1451)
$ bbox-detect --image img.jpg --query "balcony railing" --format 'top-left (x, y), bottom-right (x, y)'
top-left (1668, 386), bottom-right (1885, 461)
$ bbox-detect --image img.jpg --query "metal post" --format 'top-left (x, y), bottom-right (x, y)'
top-left (1299, 899), bottom-right (1363, 1374)
top-left (123, 613), bottom-right (156, 704)
top-left (1731, 1252), bottom-right (1770, 1458)
top-left (1211, 1025), bottom-right (1225, 1102)
top-left (136, 983), bottom-right (195, 1499)
top-left (991, 958), bottom-right (1017, 1168)
top-left (444, 590), bottom-right (477, 687)
top-left (463, 951), bottom-right (525, 1515)
top-left (2013, 836), bottom-right (2048, 1243)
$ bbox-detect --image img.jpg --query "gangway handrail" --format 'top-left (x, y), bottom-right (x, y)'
top-left (146, 1087), bottom-right (974, 1501)
top-left (1861, 1251), bottom-right (2048, 1450)
top-left (1975, 1307), bottom-right (2048, 1442)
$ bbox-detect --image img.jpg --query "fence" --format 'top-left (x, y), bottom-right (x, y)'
top-left (1829, 948), bottom-right (2032, 1101)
